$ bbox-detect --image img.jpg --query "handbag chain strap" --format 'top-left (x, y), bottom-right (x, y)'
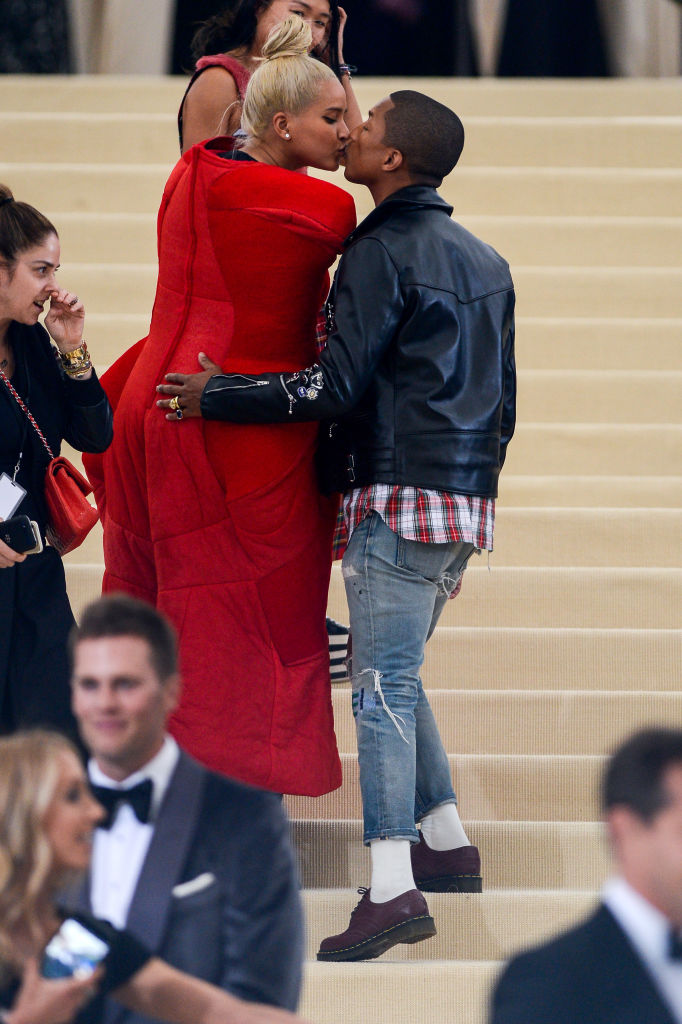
top-left (0, 368), bottom-right (55, 460)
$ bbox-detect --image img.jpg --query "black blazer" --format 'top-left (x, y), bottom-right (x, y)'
top-left (74, 752), bottom-right (304, 1022)
top-left (490, 904), bottom-right (677, 1024)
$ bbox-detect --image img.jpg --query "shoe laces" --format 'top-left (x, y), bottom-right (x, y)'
top-left (349, 887), bottom-right (369, 918)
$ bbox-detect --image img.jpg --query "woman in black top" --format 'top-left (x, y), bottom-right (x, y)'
top-left (0, 730), bottom-right (305, 1024)
top-left (0, 184), bottom-right (112, 743)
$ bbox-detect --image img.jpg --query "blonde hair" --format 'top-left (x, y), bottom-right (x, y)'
top-left (0, 731), bottom-right (80, 972)
top-left (241, 16), bottom-right (337, 140)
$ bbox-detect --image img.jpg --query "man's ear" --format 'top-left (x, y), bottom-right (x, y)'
top-left (163, 673), bottom-right (182, 717)
top-left (382, 148), bottom-right (405, 174)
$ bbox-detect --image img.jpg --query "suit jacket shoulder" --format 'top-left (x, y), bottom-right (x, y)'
top-left (491, 904), bottom-right (677, 1024)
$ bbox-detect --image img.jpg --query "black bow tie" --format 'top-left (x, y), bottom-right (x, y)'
top-left (91, 779), bottom-right (153, 829)
top-left (669, 928), bottom-right (682, 961)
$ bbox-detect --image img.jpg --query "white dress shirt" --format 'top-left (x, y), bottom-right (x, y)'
top-left (89, 735), bottom-right (180, 928)
top-left (603, 875), bottom-right (682, 1024)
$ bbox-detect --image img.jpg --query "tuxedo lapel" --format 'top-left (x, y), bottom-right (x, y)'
top-left (123, 753), bottom-right (206, 950)
top-left (596, 906), bottom-right (677, 1024)
top-left (95, 754), bottom-right (207, 1024)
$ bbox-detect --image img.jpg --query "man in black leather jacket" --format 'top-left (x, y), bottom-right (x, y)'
top-left (158, 90), bottom-right (516, 962)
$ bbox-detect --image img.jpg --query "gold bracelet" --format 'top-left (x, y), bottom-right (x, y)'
top-left (59, 341), bottom-right (92, 377)
top-left (64, 361), bottom-right (92, 378)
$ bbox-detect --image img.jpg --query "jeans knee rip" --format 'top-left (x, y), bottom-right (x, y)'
top-left (351, 667), bottom-right (409, 744)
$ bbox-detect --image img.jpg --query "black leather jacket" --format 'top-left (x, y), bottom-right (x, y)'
top-left (202, 184), bottom-right (516, 497)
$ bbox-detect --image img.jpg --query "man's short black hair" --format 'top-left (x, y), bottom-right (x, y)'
top-left (383, 90), bottom-right (465, 187)
top-left (602, 727), bottom-right (682, 822)
top-left (69, 593), bottom-right (178, 682)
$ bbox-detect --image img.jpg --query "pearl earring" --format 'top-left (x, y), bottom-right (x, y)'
top-left (285, 132), bottom-right (291, 139)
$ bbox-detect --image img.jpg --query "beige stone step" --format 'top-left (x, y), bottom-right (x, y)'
top-left (327, 565), bottom-right (682, 629)
top-left (513, 267), bottom-right (682, 319)
top-left (0, 112), bottom-right (179, 165)
top-left (329, 689), bottom-right (682, 755)
top-left (60, 507), bottom-right (682, 568)
top-left (3, 111), bottom-right (682, 168)
top-left (50, 212), bottom-right (682, 269)
top-left (0, 163), bottom-right (170, 214)
top-left (5, 162), bottom-right (682, 219)
top-left (443, 168), bottom-right (682, 217)
top-left (498, 475), bottom-right (682, 507)
top-left (4, 75), bottom-right (682, 117)
top-left (287, 753), bottom-right (605, 822)
top-left (45, 263), bottom-right (682, 321)
top-left (64, 562), bottom-right (682, 629)
top-left (492, 508), bottom-right (682, 565)
top-left (519, 370), bottom-right (682, 423)
top-left (421, 628), bottom-right (681, 692)
top-left (504, 423), bottom-right (681, 476)
top-left (302, 889), bottom-right (598, 961)
top-left (460, 215), bottom-right (682, 267)
top-left (53, 212), bottom-right (157, 264)
top-left (300, 960), bottom-right (498, 1024)
top-left (515, 318), bottom-right (682, 371)
top-left (292, 820), bottom-right (608, 891)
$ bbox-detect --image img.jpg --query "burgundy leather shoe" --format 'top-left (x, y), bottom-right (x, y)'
top-left (317, 887), bottom-right (436, 962)
top-left (411, 832), bottom-right (483, 892)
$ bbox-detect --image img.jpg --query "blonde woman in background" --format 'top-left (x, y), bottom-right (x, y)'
top-left (0, 730), bottom-right (308, 1024)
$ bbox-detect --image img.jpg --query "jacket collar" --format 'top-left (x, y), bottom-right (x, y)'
top-left (345, 185), bottom-right (453, 245)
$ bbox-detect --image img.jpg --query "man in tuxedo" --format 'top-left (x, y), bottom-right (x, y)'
top-left (69, 593), bottom-right (304, 1022)
top-left (490, 727), bottom-right (682, 1024)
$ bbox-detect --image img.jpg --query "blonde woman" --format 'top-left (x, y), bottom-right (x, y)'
top-left (86, 17), bottom-right (356, 797)
top-left (0, 731), bottom-right (307, 1024)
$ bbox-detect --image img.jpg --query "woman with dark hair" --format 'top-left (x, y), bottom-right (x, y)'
top-left (0, 185), bottom-right (112, 744)
top-left (0, 730), bottom-right (307, 1024)
top-left (178, 0), bottom-right (361, 152)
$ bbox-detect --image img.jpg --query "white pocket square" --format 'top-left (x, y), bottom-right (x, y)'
top-left (172, 872), bottom-right (216, 898)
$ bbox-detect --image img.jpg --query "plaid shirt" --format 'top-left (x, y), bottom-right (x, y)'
top-left (332, 484), bottom-right (495, 564)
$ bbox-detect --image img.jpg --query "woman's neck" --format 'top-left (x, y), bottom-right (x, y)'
top-left (240, 137), bottom-right (301, 172)
top-left (0, 327), bottom-right (12, 375)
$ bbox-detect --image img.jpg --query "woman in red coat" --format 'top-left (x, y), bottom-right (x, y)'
top-left (87, 18), bottom-right (355, 796)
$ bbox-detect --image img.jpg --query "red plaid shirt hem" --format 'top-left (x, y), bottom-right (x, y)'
top-left (331, 484), bottom-right (495, 562)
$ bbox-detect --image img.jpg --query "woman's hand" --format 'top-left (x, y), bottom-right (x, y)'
top-left (314, 6), bottom-right (346, 66)
top-left (6, 957), bottom-right (102, 1024)
top-left (44, 289), bottom-right (86, 354)
top-left (0, 519), bottom-right (27, 569)
top-left (156, 353), bottom-right (222, 420)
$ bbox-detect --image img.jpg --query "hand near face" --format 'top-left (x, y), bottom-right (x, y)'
top-left (9, 957), bottom-right (103, 1024)
top-left (44, 289), bottom-right (85, 353)
top-left (156, 352), bottom-right (222, 420)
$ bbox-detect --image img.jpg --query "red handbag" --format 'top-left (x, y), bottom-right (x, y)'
top-left (43, 455), bottom-right (99, 555)
top-left (1, 369), bottom-right (99, 555)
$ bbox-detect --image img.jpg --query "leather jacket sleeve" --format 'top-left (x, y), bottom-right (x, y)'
top-left (201, 238), bottom-right (403, 424)
top-left (499, 291), bottom-right (516, 467)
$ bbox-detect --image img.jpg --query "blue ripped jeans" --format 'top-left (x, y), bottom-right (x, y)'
top-left (342, 512), bottom-right (475, 845)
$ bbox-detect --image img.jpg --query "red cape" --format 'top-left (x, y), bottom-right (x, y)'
top-left (86, 142), bottom-right (356, 794)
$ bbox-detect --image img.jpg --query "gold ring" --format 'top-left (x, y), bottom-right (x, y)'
top-left (169, 396), bottom-right (180, 411)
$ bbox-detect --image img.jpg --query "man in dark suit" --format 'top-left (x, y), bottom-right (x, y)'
top-left (69, 594), bottom-right (304, 1023)
top-left (490, 727), bottom-right (682, 1024)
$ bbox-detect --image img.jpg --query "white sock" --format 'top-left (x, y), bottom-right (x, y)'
top-left (420, 802), bottom-right (470, 851)
top-left (369, 838), bottom-right (415, 903)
